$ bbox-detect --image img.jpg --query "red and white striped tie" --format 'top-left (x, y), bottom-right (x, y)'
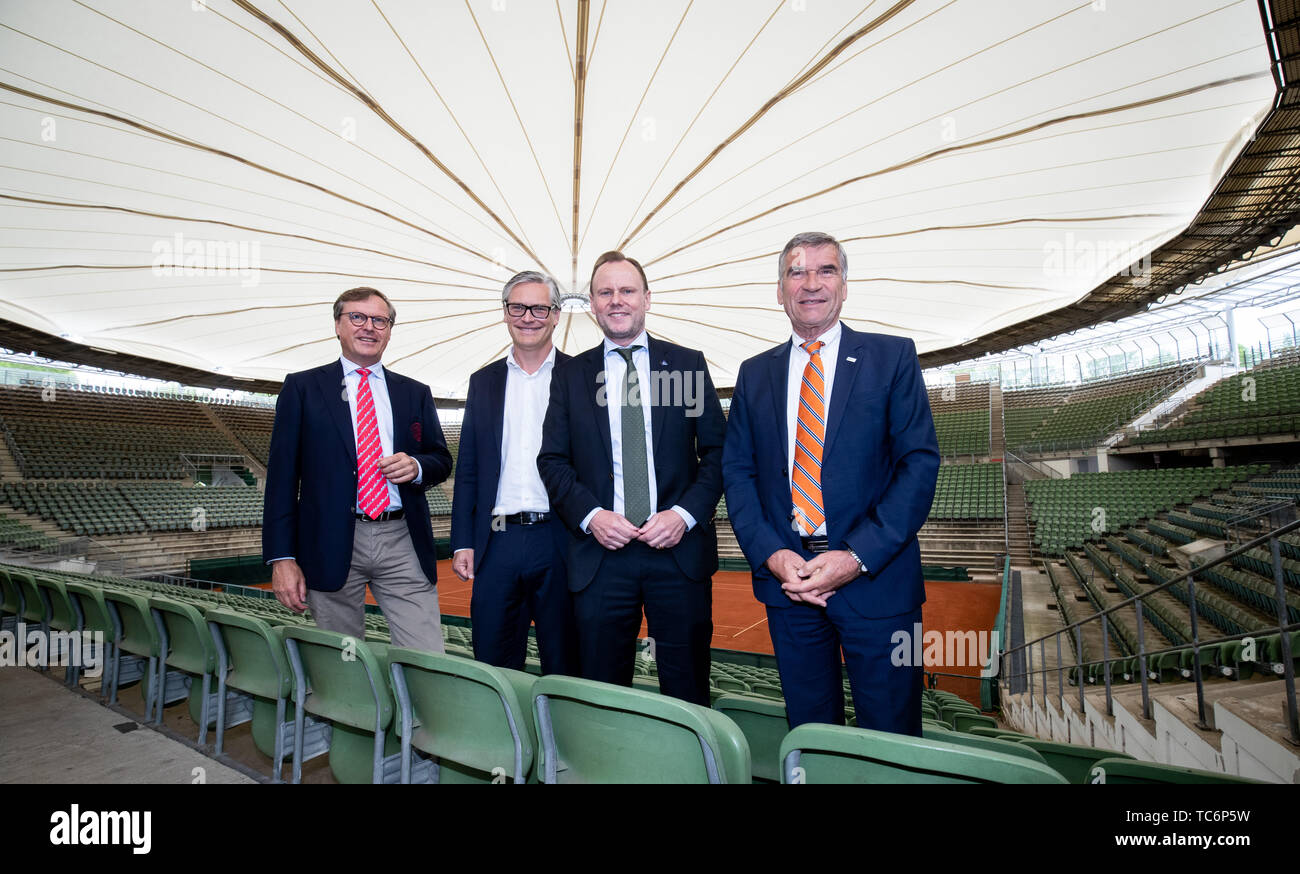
top-left (355, 367), bottom-right (389, 519)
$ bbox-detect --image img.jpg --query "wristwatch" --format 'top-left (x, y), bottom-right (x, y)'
top-left (846, 547), bottom-right (868, 575)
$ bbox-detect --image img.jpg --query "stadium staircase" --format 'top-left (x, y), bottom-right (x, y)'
top-left (1005, 482), bottom-right (1033, 566)
top-left (200, 406), bottom-right (267, 483)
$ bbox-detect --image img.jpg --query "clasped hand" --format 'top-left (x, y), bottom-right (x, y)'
top-left (589, 509), bottom-right (686, 551)
top-left (765, 548), bottom-right (862, 607)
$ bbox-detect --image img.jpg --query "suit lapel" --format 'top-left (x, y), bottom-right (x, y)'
top-left (583, 345), bottom-right (614, 470)
top-left (319, 362), bottom-right (357, 462)
top-left (386, 367), bottom-right (408, 451)
top-left (647, 336), bottom-right (668, 458)
top-left (487, 359), bottom-right (507, 481)
top-left (822, 325), bottom-right (863, 461)
top-left (768, 341), bottom-right (791, 460)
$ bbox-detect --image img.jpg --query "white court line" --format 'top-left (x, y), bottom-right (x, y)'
top-left (732, 618), bottom-right (768, 638)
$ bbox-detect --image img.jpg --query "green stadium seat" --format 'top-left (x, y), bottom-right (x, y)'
top-left (33, 576), bottom-right (77, 684)
top-left (713, 694), bottom-right (790, 783)
top-left (387, 648), bottom-right (536, 783)
top-left (920, 727), bottom-right (1056, 770)
top-left (281, 625), bottom-right (401, 784)
top-left (531, 675), bottom-right (751, 783)
top-left (13, 570), bottom-right (46, 631)
top-left (1014, 739), bottom-right (1135, 784)
top-left (0, 568), bottom-right (21, 631)
top-left (951, 711), bottom-right (999, 733)
top-left (779, 724), bottom-right (1068, 784)
top-left (64, 581), bottom-right (115, 694)
top-left (1087, 758), bottom-right (1266, 784)
top-left (102, 588), bottom-right (163, 720)
top-left (149, 596), bottom-right (219, 744)
top-left (204, 608), bottom-right (302, 782)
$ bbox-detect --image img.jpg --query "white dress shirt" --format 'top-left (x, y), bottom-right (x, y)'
top-left (786, 322), bottom-right (842, 538)
top-left (491, 346), bottom-right (555, 516)
top-left (579, 331), bottom-right (697, 533)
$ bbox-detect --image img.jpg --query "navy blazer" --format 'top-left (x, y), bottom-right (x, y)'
top-left (450, 350), bottom-right (571, 573)
top-left (262, 360), bottom-right (453, 593)
top-left (721, 325), bottom-right (940, 619)
top-left (537, 336), bottom-right (726, 592)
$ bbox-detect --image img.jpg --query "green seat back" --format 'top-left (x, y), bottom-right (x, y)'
top-left (280, 625), bottom-right (392, 732)
top-left (204, 608), bottom-right (292, 700)
top-left (713, 694), bottom-right (789, 783)
top-left (34, 576), bottom-right (75, 632)
top-left (387, 647), bottom-right (535, 783)
top-left (14, 571), bottom-right (45, 624)
top-left (0, 568), bottom-right (21, 615)
top-left (965, 725), bottom-right (1033, 741)
top-left (532, 675), bottom-right (751, 784)
top-left (951, 712), bottom-right (999, 732)
top-left (102, 589), bottom-right (161, 658)
top-left (64, 582), bottom-right (115, 637)
top-left (149, 596), bottom-right (216, 675)
top-left (1015, 739), bottom-right (1134, 784)
top-left (780, 724), bottom-right (1068, 784)
top-left (921, 727), bottom-right (1054, 768)
top-left (1087, 757), bottom-right (1267, 785)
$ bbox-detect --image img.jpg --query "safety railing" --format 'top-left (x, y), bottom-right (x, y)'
top-left (996, 517), bottom-right (1300, 746)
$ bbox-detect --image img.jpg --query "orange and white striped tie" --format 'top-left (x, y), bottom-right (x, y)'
top-left (792, 340), bottom-right (825, 535)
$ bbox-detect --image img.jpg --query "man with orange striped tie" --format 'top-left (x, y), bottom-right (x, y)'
top-left (722, 233), bottom-right (939, 734)
top-left (264, 287), bottom-right (453, 652)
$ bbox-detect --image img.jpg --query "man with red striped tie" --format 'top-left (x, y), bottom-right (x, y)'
top-left (722, 233), bottom-right (939, 735)
top-left (264, 287), bottom-right (453, 651)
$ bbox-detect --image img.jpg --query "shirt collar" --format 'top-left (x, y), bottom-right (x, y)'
top-left (790, 321), bottom-right (841, 354)
top-left (506, 345), bottom-right (557, 374)
top-left (604, 330), bottom-right (650, 358)
top-left (341, 356), bottom-right (385, 381)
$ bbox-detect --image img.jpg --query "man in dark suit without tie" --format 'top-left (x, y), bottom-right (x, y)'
top-left (451, 270), bottom-right (577, 674)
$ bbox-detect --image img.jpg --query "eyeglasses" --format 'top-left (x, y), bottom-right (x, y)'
top-left (504, 302), bottom-right (556, 319)
top-left (784, 265), bottom-right (842, 281)
top-left (342, 312), bottom-right (393, 329)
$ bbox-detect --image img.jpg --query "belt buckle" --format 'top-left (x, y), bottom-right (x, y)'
top-left (801, 536), bottom-right (829, 554)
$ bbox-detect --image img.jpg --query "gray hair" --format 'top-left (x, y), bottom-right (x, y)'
top-left (778, 232), bottom-right (848, 282)
top-left (502, 270), bottom-right (562, 309)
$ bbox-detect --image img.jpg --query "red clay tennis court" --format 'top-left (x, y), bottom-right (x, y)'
top-left (347, 561), bottom-right (1001, 702)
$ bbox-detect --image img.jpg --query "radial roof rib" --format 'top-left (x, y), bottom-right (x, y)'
top-left (921, 0), bottom-right (1300, 368)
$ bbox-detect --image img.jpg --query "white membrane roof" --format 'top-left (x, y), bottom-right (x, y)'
top-left (0, 0), bottom-right (1278, 397)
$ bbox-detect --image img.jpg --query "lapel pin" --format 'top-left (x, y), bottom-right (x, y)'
top-left (846, 356), bottom-right (857, 363)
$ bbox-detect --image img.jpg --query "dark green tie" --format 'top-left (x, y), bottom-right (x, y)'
top-left (617, 346), bottom-right (650, 527)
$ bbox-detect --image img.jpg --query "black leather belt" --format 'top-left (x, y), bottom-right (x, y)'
top-left (501, 511), bottom-right (551, 526)
top-left (800, 536), bottom-right (829, 554)
top-left (356, 508), bottom-right (405, 522)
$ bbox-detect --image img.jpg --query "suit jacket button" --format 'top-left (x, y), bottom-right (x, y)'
top-left (781, 467), bottom-right (788, 476)
top-left (609, 473), bottom-right (614, 480)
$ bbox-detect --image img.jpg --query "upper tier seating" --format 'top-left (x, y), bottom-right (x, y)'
top-left (1128, 360), bottom-right (1300, 445)
top-left (1006, 364), bottom-right (1195, 452)
top-left (0, 384), bottom-right (251, 479)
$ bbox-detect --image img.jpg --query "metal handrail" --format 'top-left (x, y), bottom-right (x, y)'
top-left (997, 516), bottom-right (1300, 745)
top-left (1004, 450), bottom-right (1063, 480)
